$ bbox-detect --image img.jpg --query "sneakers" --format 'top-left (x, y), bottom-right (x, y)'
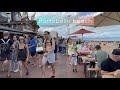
top-left (26, 72), bottom-right (29, 76)
top-left (48, 65), bottom-right (51, 68)
top-left (14, 69), bottom-right (19, 73)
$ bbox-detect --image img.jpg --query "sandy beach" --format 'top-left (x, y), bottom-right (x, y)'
top-left (88, 41), bottom-right (118, 54)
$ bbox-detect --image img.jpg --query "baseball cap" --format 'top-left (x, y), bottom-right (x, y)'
top-left (112, 49), bottom-right (120, 55)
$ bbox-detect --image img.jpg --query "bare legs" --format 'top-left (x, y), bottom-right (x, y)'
top-left (7, 60), bottom-right (11, 77)
top-left (50, 63), bottom-right (55, 76)
top-left (31, 56), bottom-right (36, 65)
top-left (41, 61), bottom-right (55, 78)
top-left (39, 54), bottom-right (42, 67)
top-left (69, 56), bottom-right (72, 64)
top-left (18, 60), bottom-right (29, 78)
top-left (18, 61), bottom-right (23, 78)
top-left (41, 61), bottom-right (46, 78)
top-left (73, 65), bottom-right (77, 72)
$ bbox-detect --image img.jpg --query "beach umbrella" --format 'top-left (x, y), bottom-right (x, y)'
top-left (91, 12), bottom-right (120, 27)
top-left (69, 35), bottom-right (77, 38)
top-left (71, 29), bottom-right (95, 40)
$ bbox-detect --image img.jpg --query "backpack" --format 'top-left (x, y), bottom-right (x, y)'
top-left (1, 39), bottom-right (11, 54)
top-left (45, 38), bottom-right (57, 53)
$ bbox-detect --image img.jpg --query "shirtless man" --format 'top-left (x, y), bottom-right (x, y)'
top-left (41, 31), bottom-right (55, 78)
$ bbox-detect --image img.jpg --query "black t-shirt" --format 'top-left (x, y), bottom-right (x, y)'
top-left (101, 58), bottom-right (120, 72)
top-left (0, 38), bottom-right (13, 46)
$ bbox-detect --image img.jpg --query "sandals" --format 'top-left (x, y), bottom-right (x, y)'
top-left (50, 76), bottom-right (55, 78)
top-left (75, 69), bottom-right (77, 72)
top-left (73, 69), bottom-right (75, 72)
top-left (7, 75), bottom-right (11, 78)
top-left (26, 72), bottom-right (29, 76)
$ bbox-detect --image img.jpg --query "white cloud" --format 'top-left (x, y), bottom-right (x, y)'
top-left (86, 12), bottom-right (103, 16)
top-left (28, 12), bottom-right (120, 39)
top-left (28, 12), bottom-right (79, 20)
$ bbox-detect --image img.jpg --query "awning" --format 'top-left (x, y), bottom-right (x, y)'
top-left (0, 29), bottom-right (23, 34)
top-left (0, 26), bottom-right (36, 34)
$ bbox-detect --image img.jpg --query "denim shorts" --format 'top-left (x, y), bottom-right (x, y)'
top-left (0, 53), bottom-right (11, 61)
top-left (31, 51), bottom-right (36, 56)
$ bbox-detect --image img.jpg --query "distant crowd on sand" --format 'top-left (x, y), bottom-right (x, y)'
top-left (0, 31), bottom-right (120, 78)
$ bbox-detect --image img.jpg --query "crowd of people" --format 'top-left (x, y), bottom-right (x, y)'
top-left (0, 31), bottom-right (56, 78)
top-left (0, 31), bottom-right (120, 78)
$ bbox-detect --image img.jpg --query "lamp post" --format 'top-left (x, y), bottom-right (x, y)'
top-left (67, 14), bottom-right (70, 38)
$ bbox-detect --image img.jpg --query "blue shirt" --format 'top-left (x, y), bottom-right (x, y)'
top-left (30, 39), bottom-right (37, 52)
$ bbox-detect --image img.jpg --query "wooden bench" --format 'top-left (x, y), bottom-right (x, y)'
top-left (84, 61), bottom-right (90, 78)
top-left (87, 68), bottom-right (100, 78)
top-left (87, 68), bottom-right (99, 71)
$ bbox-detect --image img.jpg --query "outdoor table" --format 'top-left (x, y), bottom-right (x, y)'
top-left (82, 56), bottom-right (97, 78)
top-left (80, 51), bottom-right (91, 55)
top-left (102, 75), bottom-right (114, 78)
top-left (102, 75), bottom-right (120, 78)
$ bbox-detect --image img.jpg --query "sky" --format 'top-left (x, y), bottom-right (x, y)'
top-left (28, 12), bottom-right (120, 38)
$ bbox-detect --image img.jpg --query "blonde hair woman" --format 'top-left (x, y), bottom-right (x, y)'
top-left (67, 38), bottom-right (74, 65)
top-left (17, 36), bottom-right (29, 78)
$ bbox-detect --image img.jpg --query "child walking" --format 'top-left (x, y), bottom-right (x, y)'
top-left (71, 47), bottom-right (78, 72)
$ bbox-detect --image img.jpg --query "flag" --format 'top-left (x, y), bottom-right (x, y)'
top-left (31, 12), bottom-right (36, 20)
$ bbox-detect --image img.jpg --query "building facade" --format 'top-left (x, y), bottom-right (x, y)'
top-left (0, 12), bottom-right (39, 32)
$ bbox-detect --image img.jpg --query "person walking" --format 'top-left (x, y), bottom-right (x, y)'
top-left (67, 38), bottom-right (74, 65)
top-left (0, 31), bottom-right (13, 77)
top-left (11, 35), bottom-right (19, 73)
top-left (41, 31), bottom-right (56, 78)
top-left (29, 35), bottom-right (37, 66)
top-left (17, 36), bottom-right (29, 78)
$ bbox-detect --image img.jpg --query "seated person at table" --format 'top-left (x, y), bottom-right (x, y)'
top-left (80, 43), bottom-right (90, 54)
top-left (89, 47), bottom-right (96, 68)
top-left (95, 45), bottom-right (109, 70)
top-left (82, 47), bottom-right (96, 66)
top-left (89, 45), bottom-right (93, 51)
top-left (101, 49), bottom-right (120, 78)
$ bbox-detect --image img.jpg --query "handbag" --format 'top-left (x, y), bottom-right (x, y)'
top-left (36, 47), bottom-right (43, 52)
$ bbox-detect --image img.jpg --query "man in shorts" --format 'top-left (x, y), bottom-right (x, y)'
top-left (41, 31), bottom-right (55, 78)
top-left (0, 31), bottom-right (13, 77)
